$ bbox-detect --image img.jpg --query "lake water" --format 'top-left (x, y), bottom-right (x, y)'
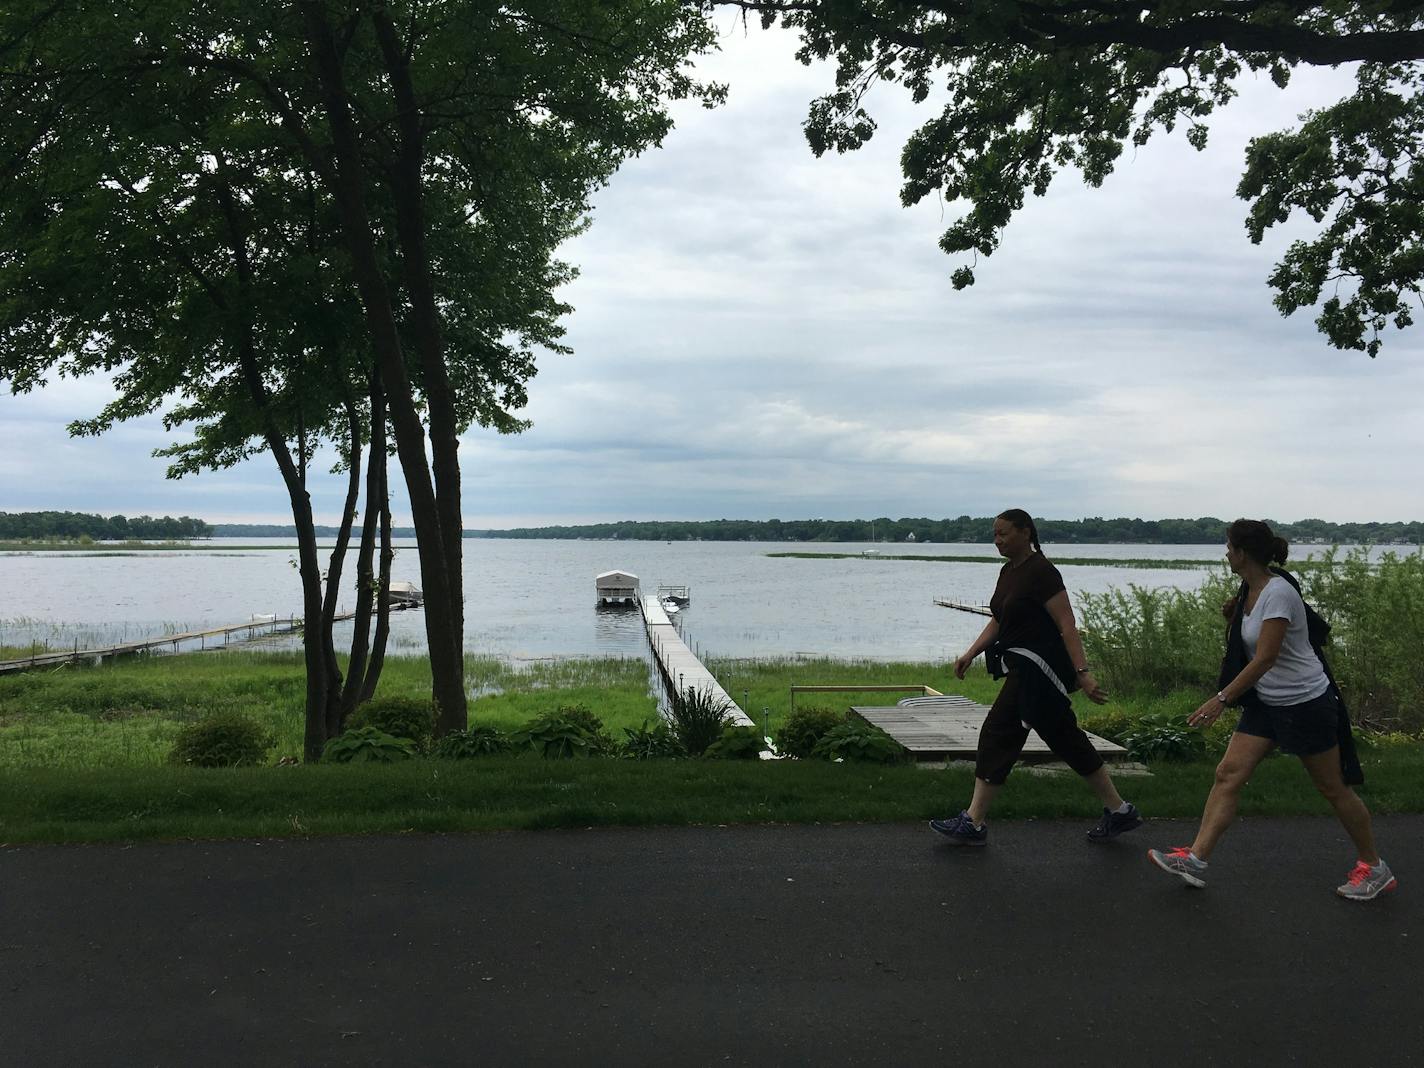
top-left (0, 538), bottom-right (1360, 662)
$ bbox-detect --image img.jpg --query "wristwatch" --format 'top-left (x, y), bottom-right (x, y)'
top-left (1215, 691), bottom-right (1228, 706)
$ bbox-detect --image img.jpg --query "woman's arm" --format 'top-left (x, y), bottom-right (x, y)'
top-left (954, 618), bottom-right (1000, 679)
top-left (1188, 618), bottom-right (1286, 728)
top-left (1044, 591), bottom-right (1107, 704)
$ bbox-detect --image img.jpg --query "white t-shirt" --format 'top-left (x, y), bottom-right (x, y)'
top-left (1240, 576), bottom-right (1329, 706)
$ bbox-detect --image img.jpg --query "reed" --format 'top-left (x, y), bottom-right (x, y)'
top-left (1079, 549), bottom-right (1424, 732)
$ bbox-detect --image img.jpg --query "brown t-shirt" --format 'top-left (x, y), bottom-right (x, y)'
top-left (990, 553), bottom-right (1066, 649)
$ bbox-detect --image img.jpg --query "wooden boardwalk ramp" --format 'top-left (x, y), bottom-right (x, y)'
top-left (641, 596), bottom-right (752, 727)
top-left (0, 612), bottom-right (357, 676)
top-left (851, 694), bottom-right (1128, 764)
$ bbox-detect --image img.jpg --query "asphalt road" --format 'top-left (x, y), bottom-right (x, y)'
top-left (3, 816), bottom-right (1419, 1066)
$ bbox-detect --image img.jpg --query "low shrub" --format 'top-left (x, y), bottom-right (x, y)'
top-left (167, 711), bottom-right (274, 768)
top-left (703, 725), bottom-right (766, 760)
top-left (1117, 716), bottom-right (1206, 763)
top-left (347, 696), bottom-right (435, 748)
top-left (322, 727), bottom-right (417, 764)
top-left (620, 718), bottom-right (685, 760)
top-left (1077, 710), bottom-right (1136, 745)
top-left (774, 705), bottom-right (843, 759)
top-left (809, 721), bottom-right (907, 764)
top-left (666, 686), bottom-right (732, 757)
top-left (430, 725), bottom-right (513, 759)
top-left (514, 708), bottom-right (610, 759)
top-left (544, 704), bottom-right (614, 751)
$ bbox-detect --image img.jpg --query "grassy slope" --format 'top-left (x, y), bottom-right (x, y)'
top-left (2, 652), bottom-right (1421, 844)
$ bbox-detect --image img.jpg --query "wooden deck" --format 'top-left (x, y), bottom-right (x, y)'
top-left (851, 695), bottom-right (1129, 763)
top-left (641, 595), bottom-right (752, 727)
top-left (0, 612), bottom-right (357, 676)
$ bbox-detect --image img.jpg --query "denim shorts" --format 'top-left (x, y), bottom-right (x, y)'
top-left (1235, 689), bottom-right (1339, 756)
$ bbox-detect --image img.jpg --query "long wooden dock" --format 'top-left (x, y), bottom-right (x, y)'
top-left (0, 612), bottom-right (356, 676)
top-left (851, 695), bottom-right (1128, 764)
top-left (934, 598), bottom-right (992, 616)
top-left (641, 595), bottom-right (752, 727)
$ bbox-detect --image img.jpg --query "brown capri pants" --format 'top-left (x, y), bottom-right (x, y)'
top-left (974, 670), bottom-right (1105, 785)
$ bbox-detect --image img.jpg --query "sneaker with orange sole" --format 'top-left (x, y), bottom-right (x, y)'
top-left (1336, 859), bottom-right (1397, 901)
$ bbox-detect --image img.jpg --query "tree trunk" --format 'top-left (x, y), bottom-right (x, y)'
top-left (361, 469), bottom-right (394, 704)
top-left (214, 166), bottom-right (329, 762)
top-left (299, 1), bottom-right (466, 731)
top-left (341, 372), bottom-right (386, 722)
top-left (372, 10), bottom-right (465, 733)
top-left (320, 394), bottom-right (363, 739)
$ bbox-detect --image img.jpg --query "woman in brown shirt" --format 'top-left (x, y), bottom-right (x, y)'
top-left (930, 509), bottom-right (1144, 846)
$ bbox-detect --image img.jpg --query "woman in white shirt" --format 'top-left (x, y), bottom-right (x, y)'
top-left (1147, 520), bottom-right (1395, 900)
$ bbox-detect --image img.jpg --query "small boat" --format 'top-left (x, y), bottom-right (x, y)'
top-left (661, 598), bottom-right (681, 614)
top-left (386, 581), bottom-right (423, 608)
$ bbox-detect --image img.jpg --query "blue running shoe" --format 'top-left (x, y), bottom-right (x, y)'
top-left (929, 810), bottom-right (987, 846)
top-left (1087, 803), bottom-right (1144, 841)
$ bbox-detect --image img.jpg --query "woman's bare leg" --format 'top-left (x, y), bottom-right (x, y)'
top-left (1190, 732), bottom-right (1276, 860)
top-left (1299, 747), bottom-right (1380, 865)
top-left (966, 778), bottom-right (1002, 825)
top-left (1083, 765), bottom-right (1125, 810)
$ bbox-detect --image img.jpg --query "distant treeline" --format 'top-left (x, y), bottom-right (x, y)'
top-left (213, 523), bottom-right (420, 538)
top-left (0, 511), bottom-right (213, 540)
top-left (463, 516), bottom-right (1424, 545)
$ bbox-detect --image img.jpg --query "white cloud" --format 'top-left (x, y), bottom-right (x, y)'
top-left (3, 27), bottom-right (1419, 527)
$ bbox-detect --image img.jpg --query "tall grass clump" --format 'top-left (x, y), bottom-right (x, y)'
top-left (168, 711), bottom-right (274, 768)
top-left (666, 686), bottom-right (732, 756)
top-left (1301, 547), bottom-right (1424, 731)
top-left (1078, 569), bottom-right (1237, 695)
top-left (1081, 547), bottom-right (1424, 732)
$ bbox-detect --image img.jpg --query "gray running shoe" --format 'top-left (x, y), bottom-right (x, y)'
top-left (1336, 859), bottom-right (1398, 901)
top-left (1147, 846), bottom-right (1208, 888)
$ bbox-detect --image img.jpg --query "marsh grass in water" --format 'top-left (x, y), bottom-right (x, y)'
top-left (0, 617), bottom-right (204, 660)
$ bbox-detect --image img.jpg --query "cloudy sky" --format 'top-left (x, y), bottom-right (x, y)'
top-left (3, 19), bottom-right (1421, 528)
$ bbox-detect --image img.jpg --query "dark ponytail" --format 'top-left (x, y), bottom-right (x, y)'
top-left (1226, 518), bottom-right (1289, 567)
top-left (997, 508), bottom-right (1044, 557)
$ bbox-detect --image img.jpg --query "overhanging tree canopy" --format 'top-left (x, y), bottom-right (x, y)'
top-left (2, 0), bottom-right (722, 739)
top-left (739, 0), bottom-right (1424, 356)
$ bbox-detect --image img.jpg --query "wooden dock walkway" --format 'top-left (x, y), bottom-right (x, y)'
top-left (851, 694), bottom-right (1129, 764)
top-left (933, 598), bottom-right (992, 616)
top-left (640, 595), bottom-right (752, 727)
top-left (0, 612), bottom-right (357, 676)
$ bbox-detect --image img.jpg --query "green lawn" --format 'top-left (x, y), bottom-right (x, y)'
top-left (4, 744), bottom-right (1423, 845)
top-left (1, 651), bottom-right (1421, 844)
top-left (0, 651), bottom-right (658, 768)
